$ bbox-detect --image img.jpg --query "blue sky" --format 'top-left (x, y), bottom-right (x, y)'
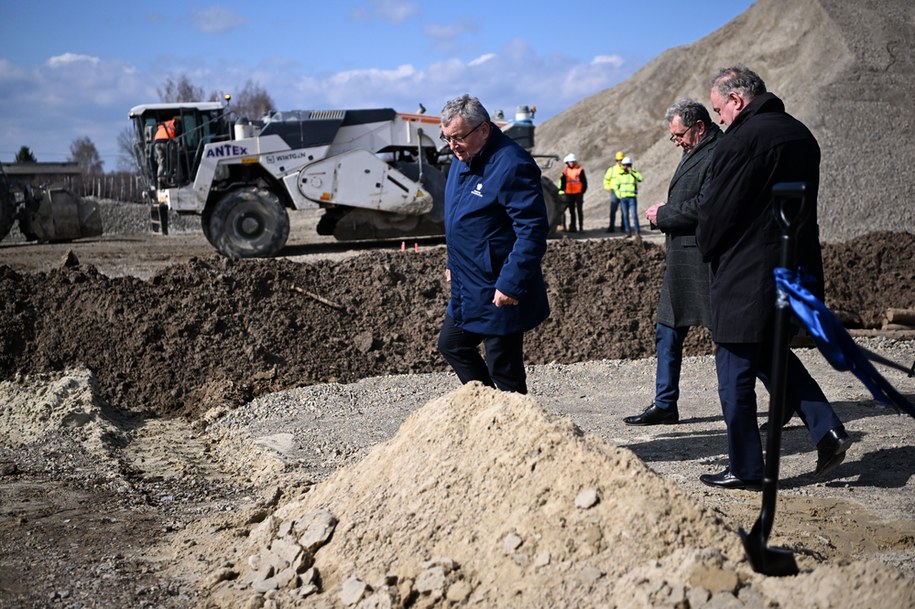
top-left (0, 0), bottom-right (755, 170)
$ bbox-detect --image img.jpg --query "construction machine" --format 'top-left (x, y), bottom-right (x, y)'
top-left (0, 165), bottom-right (102, 244)
top-left (128, 99), bottom-right (563, 258)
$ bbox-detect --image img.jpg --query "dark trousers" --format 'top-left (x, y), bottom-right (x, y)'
top-left (438, 315), bottom-right (527, 394)
top-left (715, 341), bottom-right (843, 480)
top-left (608, 194), bottom-right (620, 230)
top-left (655, 323), bottom-right (689, 412)
top-left (565, 194), bottom-right (584, 232)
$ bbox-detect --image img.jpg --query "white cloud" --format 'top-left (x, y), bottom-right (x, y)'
top-left (468, 53), bottom-right (496, 67)
top-left (191, 6), bottom-right (247, 34)
top-left (349, 0), bottom-right (419, 24)
top-left (46, 53), bottom-right (101, 68)
top-left (329, 64), bottom-right (417, 86)
top-left (592, 54), bottom-right (624, 67)
top-left (424, 20), bottom-right (476, 53)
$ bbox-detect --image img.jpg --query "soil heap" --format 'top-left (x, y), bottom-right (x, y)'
top-left (1, 233), bottom-right (913, 418)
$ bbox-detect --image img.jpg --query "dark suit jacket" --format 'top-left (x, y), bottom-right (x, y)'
top-left (655, 124), bottom-right (721, 328)
top-left (696, 92), bottom-right (824, 343)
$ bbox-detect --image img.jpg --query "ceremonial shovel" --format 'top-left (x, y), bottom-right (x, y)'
top-left (738, 182), bottom-right (809, 577)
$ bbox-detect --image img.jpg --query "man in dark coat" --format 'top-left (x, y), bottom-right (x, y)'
top-left (696, 66), bottom-right (852, 491)
top-left (624, 99), bottom-right (721, 426)
top-left (437, 94), bottom-right (550, 394)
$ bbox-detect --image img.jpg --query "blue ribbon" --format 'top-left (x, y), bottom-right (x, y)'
top-left (774, 267), bottom-right (914, 417)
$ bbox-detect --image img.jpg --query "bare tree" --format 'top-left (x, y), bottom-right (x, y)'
top-left (209, 80), bottom-right (276, 121)
top-left (69, 137), bottom-right (104, 176)
top-left (158, 74), bottom-right (205, 103)
top-left (232, 80), bottom-right (276, 121)
top-left (116, 127), bottom-right (139, 172)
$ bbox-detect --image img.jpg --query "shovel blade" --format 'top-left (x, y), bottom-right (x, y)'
top-left (739, 523), bottom-right (799, 577)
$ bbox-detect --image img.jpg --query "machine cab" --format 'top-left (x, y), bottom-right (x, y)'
top-left (128, 102), bottom-right (232, 194)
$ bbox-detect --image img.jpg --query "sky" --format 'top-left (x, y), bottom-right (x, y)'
top-left (0, 0), bottom-right (756, 170)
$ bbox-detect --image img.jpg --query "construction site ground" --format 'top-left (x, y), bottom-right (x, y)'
top-left (1, 205), bottom-right (914, 608)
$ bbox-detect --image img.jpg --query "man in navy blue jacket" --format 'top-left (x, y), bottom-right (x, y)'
top-left (437, 94), bottom-right (550, 394)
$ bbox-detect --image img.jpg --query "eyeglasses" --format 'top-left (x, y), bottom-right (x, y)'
top-left (440, 121), bottom-right (483, 144)
top-left (668, 123), bottom-right (695, 142)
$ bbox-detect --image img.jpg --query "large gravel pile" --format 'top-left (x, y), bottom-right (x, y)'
top-left (534, 0), bottom-right (915, 243)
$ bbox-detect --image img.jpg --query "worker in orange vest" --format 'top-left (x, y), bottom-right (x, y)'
top-left (559, 153), bottom-right (588, 232)
top-left (153, 117), bottom-right (182, 187)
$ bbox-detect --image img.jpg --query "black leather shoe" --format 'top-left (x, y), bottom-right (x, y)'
top-left (699, 469), bottom-right (762, 491)
top-left (623, 404), bottom-right (679, 426)
top-left (815, 427), bottom-right (853, 476)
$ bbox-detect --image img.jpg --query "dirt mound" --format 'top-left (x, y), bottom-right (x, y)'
top-left (198, 383), bottom-right (913, 608)
top-left (1, 232), bottom-right (913, 418)
top-left (218, 383), bottom-right (742, 607)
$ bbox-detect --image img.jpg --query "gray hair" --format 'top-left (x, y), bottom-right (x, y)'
top-left (710, 65), bottom-right (767, 101)
top-left (664, 98), bottom-right (712, 127)
top-left (440, 94), bottom-right (490, 128)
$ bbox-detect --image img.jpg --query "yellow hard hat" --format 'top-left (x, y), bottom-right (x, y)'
top-left (615, 151), bottom-right (625, 161)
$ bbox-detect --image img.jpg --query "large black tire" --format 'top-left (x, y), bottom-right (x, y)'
top-left (205, 188), bottom-right (290, 258)
top-left (0, 170), bottom-right (17, 241)
top-left (540, 177), bottom-right (565, 236)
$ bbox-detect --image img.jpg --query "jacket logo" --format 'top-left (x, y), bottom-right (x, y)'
top-left (471, 182), bottom-right (483, 197)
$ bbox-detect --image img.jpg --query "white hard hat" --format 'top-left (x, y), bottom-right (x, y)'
top-left (621, 156), bottom-right (632, 165)
top-left (564, 153), bottom-right (577, 163)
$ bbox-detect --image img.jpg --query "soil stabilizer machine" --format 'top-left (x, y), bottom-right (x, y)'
top-left (0, 165), bottom-right (102, 244)
top-left (129, 99), bottom-right (562, 258)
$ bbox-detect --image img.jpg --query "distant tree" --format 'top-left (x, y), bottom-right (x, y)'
top-left (231, 80), bottom-right (276, 120)
top-left (116, 127), bottom-right (139, 172)
top-left (158, 74), bottom-right (205, 103)
top-left (69, 137), bottom-right (104, 176)
top-left (15, 146), bottom-right (37, 163)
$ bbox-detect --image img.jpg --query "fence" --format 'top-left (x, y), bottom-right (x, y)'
top-left (79, 173), bottom-right (148, 203)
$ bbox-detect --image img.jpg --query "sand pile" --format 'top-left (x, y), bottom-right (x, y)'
top-left (197, 382), bottom-right (914, 609)
top-left (207, 383), bottom-right (741, 607)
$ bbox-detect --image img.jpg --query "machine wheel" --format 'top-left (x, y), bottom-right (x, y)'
top-left (206, 188), bottom-right (290, 258)
top-left (540, 177), bottom-right (565, 236)
top-left (201, 205), bottom-right (214, 243)
top-left (0, 173), bottom-right (17, 241)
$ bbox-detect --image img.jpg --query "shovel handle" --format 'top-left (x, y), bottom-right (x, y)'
top-left (761, 182), bottom-right (811, 539)
top-left (773, 182), bottom-right (810, 248)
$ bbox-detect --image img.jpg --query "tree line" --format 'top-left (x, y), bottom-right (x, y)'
top-left (10, 75), bottom-right (275, 203)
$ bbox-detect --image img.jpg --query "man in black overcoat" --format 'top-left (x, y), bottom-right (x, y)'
top-left (696, 66), bottom-right (852, 490)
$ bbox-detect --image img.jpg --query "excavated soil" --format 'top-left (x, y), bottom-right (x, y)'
top-left (2, 231), bottom-right (913, 419)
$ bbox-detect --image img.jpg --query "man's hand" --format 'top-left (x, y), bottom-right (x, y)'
top-left (646, 201), bottom-right (666, 226)
top-left (493, 289), bottom-right (518, 307)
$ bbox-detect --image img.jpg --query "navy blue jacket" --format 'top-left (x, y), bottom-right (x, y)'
top-left (444, 124), bottom-right (550, 335)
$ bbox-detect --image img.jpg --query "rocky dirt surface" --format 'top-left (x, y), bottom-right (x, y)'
top-left (1, 201), bottom-right (914, 608)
